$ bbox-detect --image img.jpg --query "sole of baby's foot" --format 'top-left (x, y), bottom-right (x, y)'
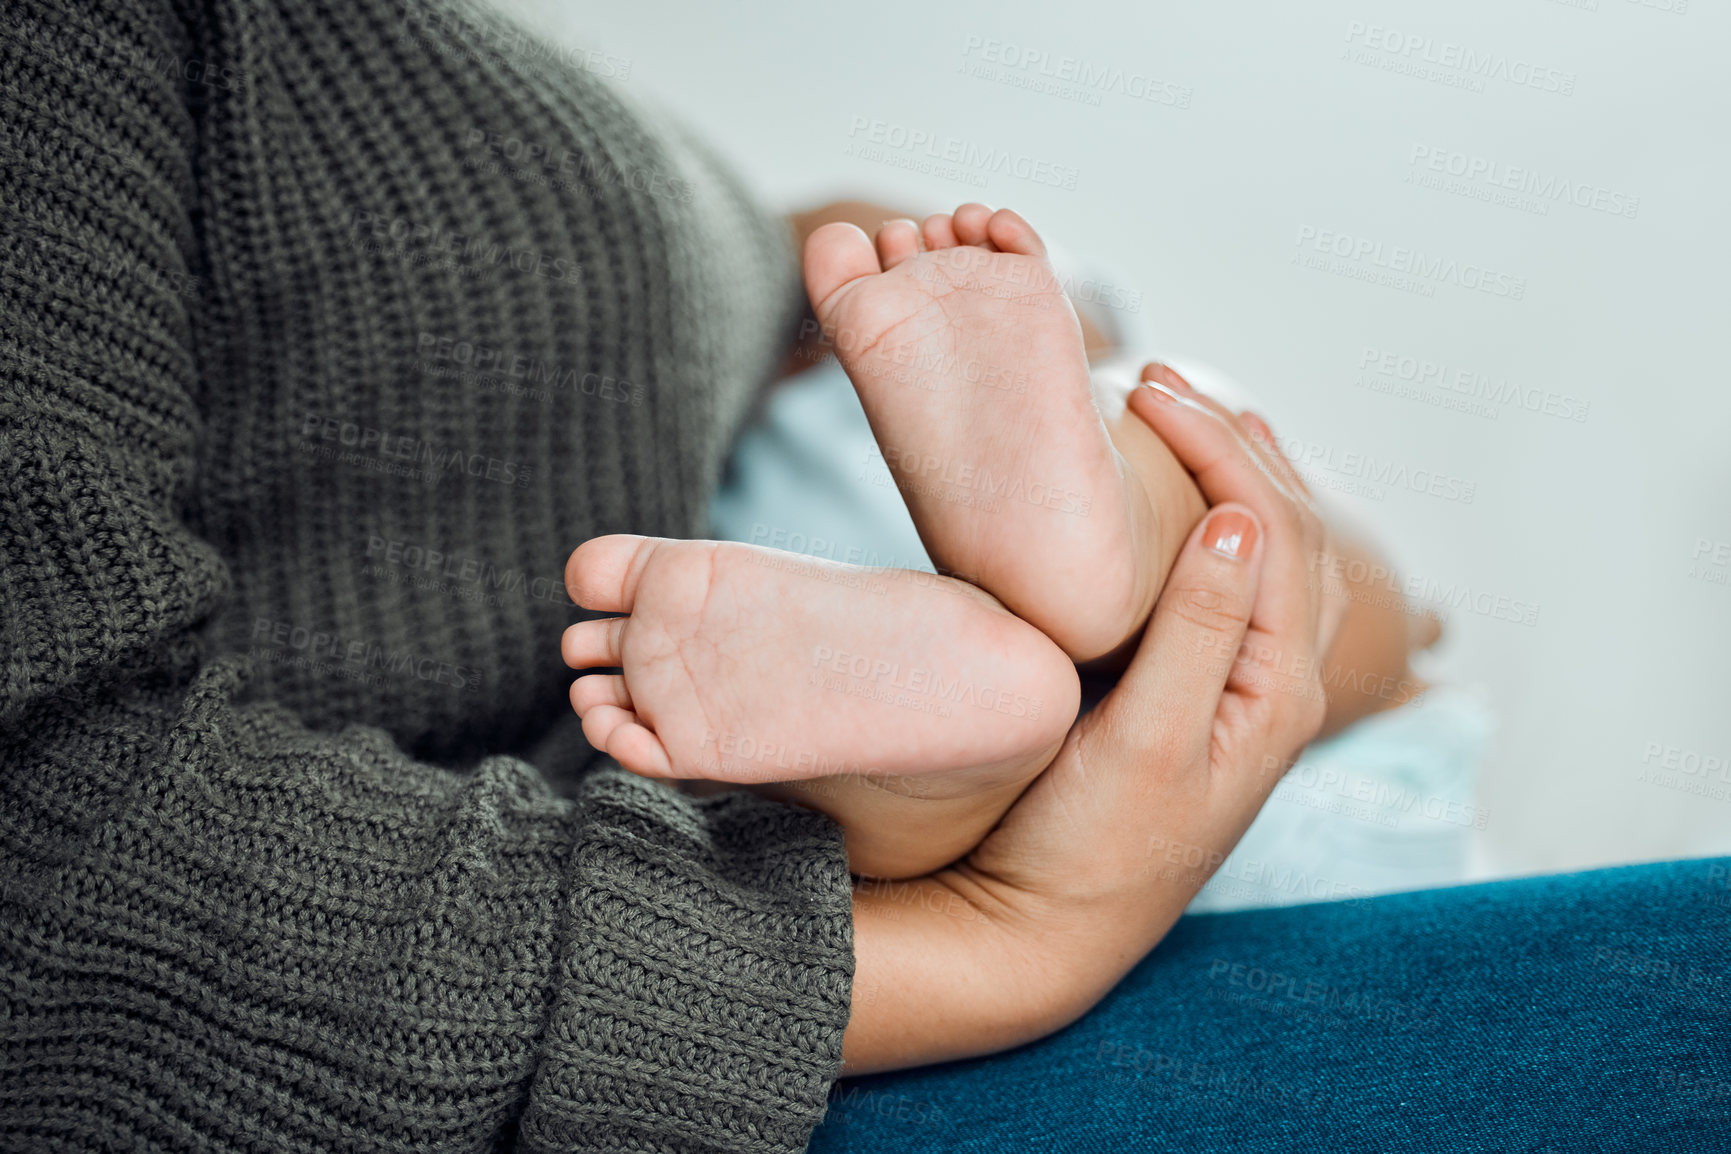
top-left (803, 203), bottom-right (1161, 664)
top-left (561, 534), bottom-right (1079, 796)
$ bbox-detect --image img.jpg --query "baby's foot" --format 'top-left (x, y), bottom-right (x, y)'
top-left (561, 534), bottom-right (1078, 797)
top-left (804, 204), bottom-right (1161, 663)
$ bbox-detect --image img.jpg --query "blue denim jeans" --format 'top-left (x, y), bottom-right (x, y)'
top-left (810, 858), bottom-right (1731, 1152)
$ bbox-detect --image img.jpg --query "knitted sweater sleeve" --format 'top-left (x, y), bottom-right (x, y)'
top-left (0, 5), bottom-right (852, 1152)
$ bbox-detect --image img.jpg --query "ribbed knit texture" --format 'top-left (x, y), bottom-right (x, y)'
top-left (0, 0), bottom-right (853, 1150)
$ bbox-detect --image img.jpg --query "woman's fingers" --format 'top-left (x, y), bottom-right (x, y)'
top-left (1135, 364), bottom-right (1308, 508)
top-left (1091, 505), bottom-right (1264, 769)
top-left (1236, 409), bottom-right (1289, 474)
top-left (1129, 375), bottom-right (1287, 504)
top-left (1127, 365), bottom-right (1330, 738)
top-left (1224, 404), bottom-right (1337, 649)
top-left (1236, 409), bottom-right (1315, 506)
top-left (946, 365), bottom-right (1336, 1018)
top-left (1137, 363), bottom-right (1317, 518)
top-left (1127, 381), bottom-right (1321, 644)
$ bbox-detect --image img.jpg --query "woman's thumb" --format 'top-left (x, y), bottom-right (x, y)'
top-left (1098, 506), bottom-right (1263, 759)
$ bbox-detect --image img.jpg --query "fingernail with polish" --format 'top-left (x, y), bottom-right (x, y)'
top-left (1141, 381), bottom-right (1181, 403)
top-left (1206, 511), bottom-right (1258, 560)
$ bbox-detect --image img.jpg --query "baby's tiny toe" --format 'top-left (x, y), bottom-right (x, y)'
top-left (986, 208), bottom-right (1045, 257)
top-left (580, 702), bottom-right (635, 752)
top-left (571, 673), bottom-right (632, 715)
top-left (875, 218), bottom-right (923, 270)
top-left (606, 722), bottom-right (675, 779)
top-left (562, 616), bottom-right (626, 669)
top-left (803, 221), bottom-right (883, 315)
top-left (566, 533), bottom-right (657, 613)
top-left (950, 203), bottom-right (997, 248)
top-left (921, 212), bottom-right (959, 250)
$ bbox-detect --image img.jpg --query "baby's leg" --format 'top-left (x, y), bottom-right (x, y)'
top-left (562, 535), bottom-right (1079, 879)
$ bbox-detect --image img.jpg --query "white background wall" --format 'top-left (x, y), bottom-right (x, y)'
top-left (506, 0), bottom-right (1730, 878)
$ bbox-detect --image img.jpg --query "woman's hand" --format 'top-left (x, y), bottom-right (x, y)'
top-left (843, 368), bottom-right (1331, 1074)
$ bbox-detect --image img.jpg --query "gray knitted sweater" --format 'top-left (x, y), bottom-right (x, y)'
top-left (0, 0), bottom-right (853, 1150)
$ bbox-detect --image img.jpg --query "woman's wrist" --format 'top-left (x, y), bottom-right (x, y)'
top-left (844, 873), bottom-right (1088, 1076)
top-left (843, 828), bottom-right (1220, 1077)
